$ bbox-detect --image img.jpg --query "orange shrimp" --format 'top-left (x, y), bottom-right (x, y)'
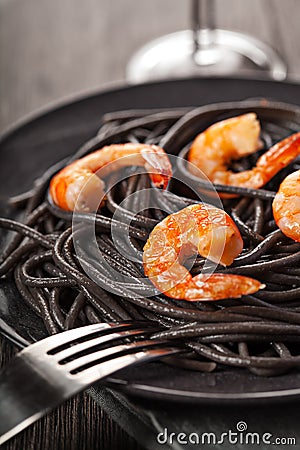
top-left (50, 143), bottom-right (172, 212)
top-left (143, 204), bottom-right (264, 301)
top-left (273, 170), bottom-right (300, 242)
top-left (188, 113), bottom-right (300, 192)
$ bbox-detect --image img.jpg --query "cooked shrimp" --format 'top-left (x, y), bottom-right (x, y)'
top-left (273, 170), bottom-right (300, 242)
top-left (143, 204), bottom-right (264, 301)
top-left (188, 113), bottom-right (300, 191)
top-left (50, 143), bottom-right (172, 212)
top-left (188, 113), bottom-right (262, 181)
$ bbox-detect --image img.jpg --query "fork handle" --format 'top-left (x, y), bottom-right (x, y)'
top-left (0, 318), bottom-right (30, 349)
top-left (0, 355), bottom-right (65, 445)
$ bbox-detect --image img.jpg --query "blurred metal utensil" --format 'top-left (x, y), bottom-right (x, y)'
top-left (0, 321), bottom-right (182, 445)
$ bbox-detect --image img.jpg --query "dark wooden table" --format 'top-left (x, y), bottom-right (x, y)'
top-left (0, 339), bottom-right (143, 450)
top-left (1, 0), bottom-right (300, 132)
top-left (1, 1), bottom-right (300, 449)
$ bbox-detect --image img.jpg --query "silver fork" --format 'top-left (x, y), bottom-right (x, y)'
top-left (0, 321), bottom-right (182, 445)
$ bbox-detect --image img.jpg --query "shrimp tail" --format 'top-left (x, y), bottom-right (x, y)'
top-left (273, 169), bottom-right (300, 242)
top-left (141, 146), bottom-right (172, 189)
top-left (256, 132), bottom-right (300, 181)
top-left (164, 273), bottom-right (265, 301)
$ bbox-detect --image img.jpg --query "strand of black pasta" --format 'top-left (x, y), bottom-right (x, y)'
top-left (198, 334), bottom-right (300, 343)
top-left (120, 174), bottom-right (140, 203)
top-left (219, 305), bottom-right (300, 324)
top-left (8, 158), bottom-right (68, 211)
top-left (176, 151), bottom-right (276, 200)
top-left (232, 229), bottom-right (283, 266)
top-left (22, 158), bottom-right (69, 215)
top-left (200, 180), bottom-right (275, 200)
top-left (86, 237), bottom-right (142, 280)
top-left (0, 240), bottom-right (38, 276)
top-left (101, 108), bottom-right (190, 125)
top-left (1, 203), bottom-right (50, 262)
top-left (14, 258), bottom-right (59, 334)
top-left (238, 342), bottom-right (283, 376)
top-left (160, 99), bottom-right (300, 151)
top-left (77, 250), bottom-right (163, 296)
top-left (189, 342), bottom-right (300, 369)
top-left (80, 286), bottom-right (123, 323)
top-left (152, 321), bottom-right (300, 340)
top-left (71, 111), bottom-right (189, 161)
top-left (60, 230), bottom-right (79, 269)
top-left (84, 305), bottom-right (102, 324)
top-left (106, 191), bottom-right (157, 228)
top-left (109, 294), bottom-right (267, 323)
top-left (146, 122), bottom-right (177, 145)
top-left (162, 355), bottom-right (217, 373)
top-left (211, 343), bottom-right (241, 357)
top-left (76, 249), bottom-right (264, 320)
top-left (231, 197), bottom-right (259, 240)
top-left (97, 235), bottom-right (143, 278)
top-left (152, 189), bottom-right (188, 215)
top-left (272, 342), bottom-right (292, 357)
top-left (224, 250), bottom-right (300, 274)
top-left (253, 198), bottom-right (265, 234)
top-left (140, 308), bottom-right (186, 327)
top-left (273, 242), bottom-right (300, 253)
top-left (62, 229), bottom-right (141, 318)
top-left (162, 190), bottom-right (198, 206)
top-left (8, 189), bottom-right (36, 208)
top-left (122, 173), bottom-right (150, 211)
top-left (64, 291), bottom-right (86, 329)
top-left (0, 217), bottom-right (53, 252)
top-left (49, 288), bottom-right (65, 330)
top-left (231, 207), bottom-right (264, 243)
top-left (43, 262), bottom-right (67, 279)
top-left (279, 267), bottom-right (300, 276)
top-left (81, 244), bottom-right (147, 290)
top-left (47, 197), bottom-right (148, 241)
top-left (29, 287), bottom-right (59, 334)
top-left (254, 287), bottom-right (300, 302)
top-left (105, 181), bottom-right (158, 229)
top-left (13, 265), bottom-right (42, 315)
top-left (72, 227), bottom-right (150, 293)
top-left (21, 251), bottom-right (77, 288)
top-left (118, 297), bottom-right (146, 321)
top-left (240, 295), bottom-right (282, 309)
top-left (52, 227), bottom-right (132, 321)
top-left (261, 272), bottom-right (300, 286)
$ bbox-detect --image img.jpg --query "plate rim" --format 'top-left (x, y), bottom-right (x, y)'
top-left (2, 77), bottom-right (300, 404)
top-left (103, 377), bottom-right (300, 404)
top-left (2, 75), bottom-right (300, 142)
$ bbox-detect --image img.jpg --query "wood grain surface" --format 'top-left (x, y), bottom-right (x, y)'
top-left (0, 1), bottom-right (300, 449)
top-left (0, 0), bottom-right (300, 132)
top-left (0, 338), bottom-right (144, 450)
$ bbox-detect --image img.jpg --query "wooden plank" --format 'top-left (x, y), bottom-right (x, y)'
top-left (0, 337), bottom-right (143, 450)
top-left (0, 0), bottom-right (299, 132)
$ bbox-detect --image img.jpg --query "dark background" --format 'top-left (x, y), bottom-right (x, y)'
top-left (0, 0), bottom-right (300, 132)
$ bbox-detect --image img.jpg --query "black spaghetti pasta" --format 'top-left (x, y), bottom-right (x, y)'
top-left (1, 100), bottom-right (300, 376)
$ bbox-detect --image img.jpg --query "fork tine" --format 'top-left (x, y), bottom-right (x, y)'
top-left (74, 346), bottom-right (182, 385)
top-left (22, 322), bottom-right (154, 355)
top-left (64, 339), bottom-right (172, 373)
top-left (54, 328), bottom-right (157, 362)
top-left (0, 321), bottom-right (183, 445)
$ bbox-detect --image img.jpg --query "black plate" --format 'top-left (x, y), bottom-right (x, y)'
top-left (1, 77), bottom-right (300, 404)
